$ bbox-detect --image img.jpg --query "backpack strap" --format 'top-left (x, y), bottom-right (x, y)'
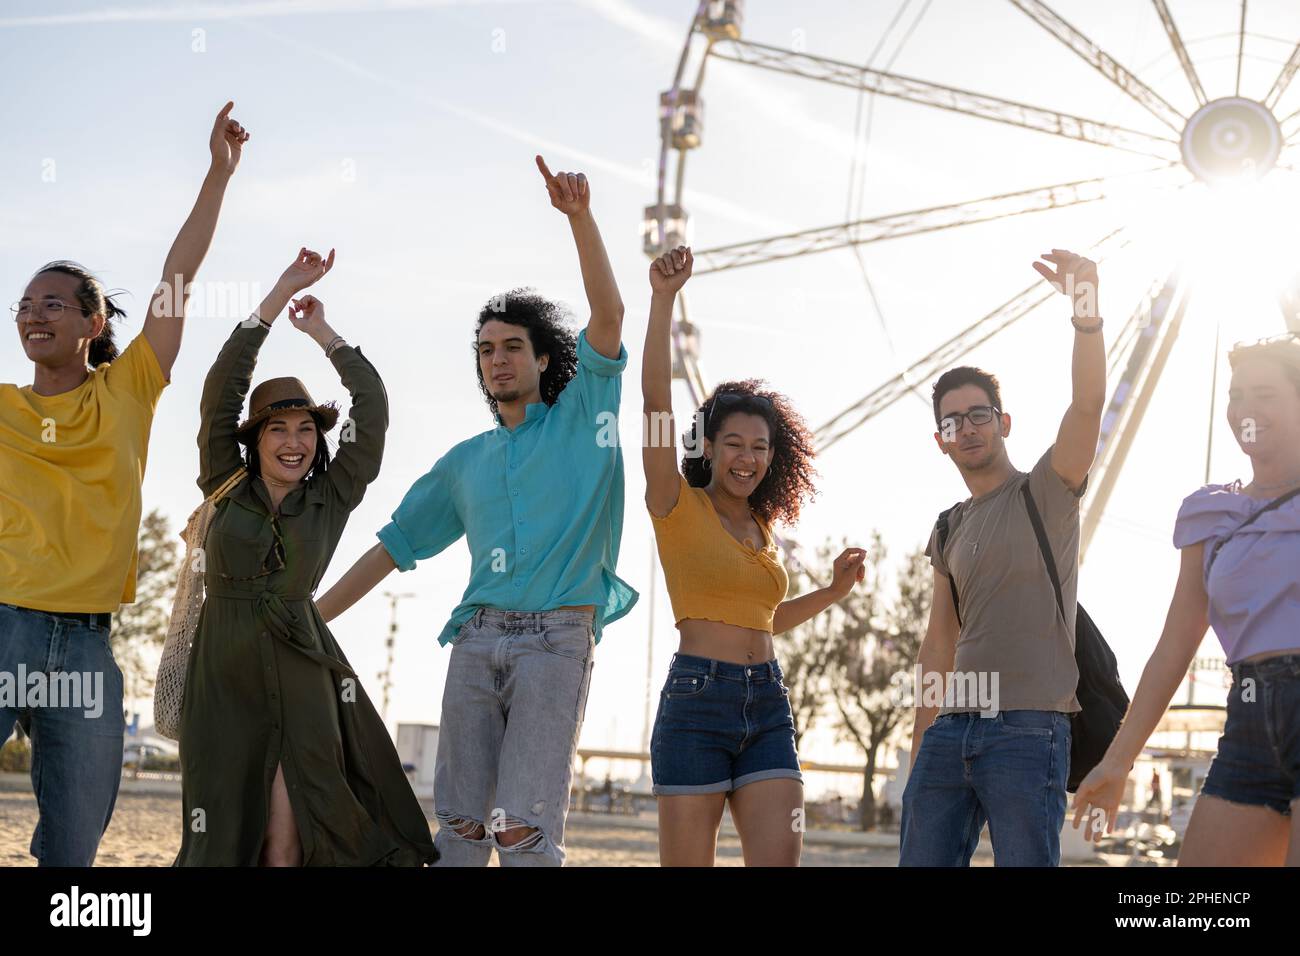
top-left (1019, 481), bottom-right (1066, 624)
top-left (1206, 485), bottom-right (1300, 573)
top-left (936, 505), bottom-right (962, 627)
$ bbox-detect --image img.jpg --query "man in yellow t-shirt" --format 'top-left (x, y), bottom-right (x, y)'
top-left (0, 101), bottom-right (250, 866)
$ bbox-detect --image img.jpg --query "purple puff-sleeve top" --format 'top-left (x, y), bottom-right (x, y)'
top-left (1173, 482), bottom-right (1300, 664)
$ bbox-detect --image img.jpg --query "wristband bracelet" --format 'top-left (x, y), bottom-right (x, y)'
top-left (1071, 315), bottom-right (1103, 334)
top-left (324, 335), bottom-right (347, 357)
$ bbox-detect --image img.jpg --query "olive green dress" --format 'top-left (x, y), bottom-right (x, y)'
top-left (174, 321), bottom-right (437, 866)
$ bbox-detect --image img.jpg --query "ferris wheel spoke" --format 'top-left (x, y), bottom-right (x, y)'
top-left (1151, 0), bottom-right (1207, 106)
top-left (1081, 270), bottom-right (1193, 559)
top-left (693, 168), bottom-right (1173, 275)
top-left (813, 226), bottom-right (1130, 453)
top-left (1263, 41), bottom-right (1300, 111)
top-left (709, 38), bottom-right (1179, 160)
top-left (1236, 0), bottom-right (1248, 98)
top-left (1277, 105), bottom-right (1300, 143)
top-left (1006, 0), bottom-right (1186, 134)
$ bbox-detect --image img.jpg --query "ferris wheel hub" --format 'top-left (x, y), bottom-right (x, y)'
top-left (1180, 97), bottom-right (1281, 184)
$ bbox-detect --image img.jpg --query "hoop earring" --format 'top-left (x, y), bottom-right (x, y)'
top-left (703, 456), bottom-right (712, 469)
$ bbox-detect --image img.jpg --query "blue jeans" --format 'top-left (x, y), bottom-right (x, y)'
top-left (900, 710), bottom-right (1072, 866)
top-left (650, 654), bottom-right (802, 795)
top-left (0, 603), bottom-right (124, 866)
top-left (431, 608), bottom-right (595, 867)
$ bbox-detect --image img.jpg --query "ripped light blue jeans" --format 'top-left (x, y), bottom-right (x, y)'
top-left (432, 607), bottom-right (594, 867)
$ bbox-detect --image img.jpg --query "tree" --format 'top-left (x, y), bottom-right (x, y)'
top-left (110, 509), bottom-right (181, 723)
top-left (826, 539), bottom-right (931, 831)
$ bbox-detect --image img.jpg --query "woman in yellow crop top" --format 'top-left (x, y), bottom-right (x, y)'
top-left (642, 245), bottom-right (867, 867)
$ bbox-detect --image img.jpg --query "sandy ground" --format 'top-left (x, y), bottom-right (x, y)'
top-left (0, 790), bottom-right (919, 867)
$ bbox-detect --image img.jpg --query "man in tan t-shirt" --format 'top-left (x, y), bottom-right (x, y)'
top-left (900, 249), bottom-right (1106, 867)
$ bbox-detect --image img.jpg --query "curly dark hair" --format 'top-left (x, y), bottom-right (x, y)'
top-left (681, 379), bottom-right (818, 527)
top-left (473, 288), bottom-right (578, 421)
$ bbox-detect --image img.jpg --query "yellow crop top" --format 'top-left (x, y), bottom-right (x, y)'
top-left (649, 474), bottom-right (789, 632)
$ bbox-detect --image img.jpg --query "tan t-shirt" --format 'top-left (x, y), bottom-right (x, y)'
top-left (925, 446), bottom-right (1086, 714)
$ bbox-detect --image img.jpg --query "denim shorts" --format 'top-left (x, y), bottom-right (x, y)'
top-left (650, 653), bottom-right (802, 796)
top-left (1200, 654), bottom-right (1300, 816)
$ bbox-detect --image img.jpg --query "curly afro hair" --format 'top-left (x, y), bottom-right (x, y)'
top-left (681, 379), bottom-right (819, 527)
top-left (473, 288), bottom-right (578, 422)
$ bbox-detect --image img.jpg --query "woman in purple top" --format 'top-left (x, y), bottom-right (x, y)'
top-left (1072, 333), bottom-right (1300, 866)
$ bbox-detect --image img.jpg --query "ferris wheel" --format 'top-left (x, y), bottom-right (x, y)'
top-left (644, 0), bottom-right (1300, 561)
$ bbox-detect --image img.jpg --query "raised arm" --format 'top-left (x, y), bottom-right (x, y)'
top-left (1071, 545), bottom-right (1210, 841)
top-left (643, 246), bottom-right (693, 517)
top-left (1033, 249), bottom-right (1106, 493)
top-left (323, 341), bottom-right (388, 511)
top-left (772, 547), bottom-right (866, 634)
top-left (196, 247), bottom-right (335, 497)
top-left (287, 290), bottom-right (385, 509)
top-left (908, 567), bottom-right (962, 770)
top-left (145, 101), bottom-right (250, 381)
top-left (535, 156), bottom-right (623, 359)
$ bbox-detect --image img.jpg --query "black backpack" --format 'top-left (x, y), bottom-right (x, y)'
top-left (936, 481), bottom-right (1129, 793)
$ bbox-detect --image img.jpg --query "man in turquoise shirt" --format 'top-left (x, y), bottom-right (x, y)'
top-left (319, 157), bottom-right (636, 866)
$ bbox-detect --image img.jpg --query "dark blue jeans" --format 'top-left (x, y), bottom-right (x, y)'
top-left (0, 603), bottom-right (124, 866)
top-left (900, 710), bottom-right (1072, 866)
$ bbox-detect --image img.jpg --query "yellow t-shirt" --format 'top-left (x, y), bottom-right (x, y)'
top-left (649, 474), bottom-right (789, 632)
top-left (0, 334), bottom-right (168, 612)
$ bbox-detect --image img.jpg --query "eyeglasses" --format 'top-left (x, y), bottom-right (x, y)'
top-left (938, 405), bottom-right (1001, 434)
top-left (705, 391), bottom-right (774, 432)
top-left (11, 300), bottom-right (91, 320)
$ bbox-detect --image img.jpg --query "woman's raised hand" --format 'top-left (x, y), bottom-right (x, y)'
top-left (278, 247), bottom-right (336, 295)
top-left (210, 101), bottom-right (250, 176)
top-left (650, 245), bottom-right (693, 294)
top-left (535, 155), bottom-right (590, 217)
top-left (288, 295), bottom-right (329, 338)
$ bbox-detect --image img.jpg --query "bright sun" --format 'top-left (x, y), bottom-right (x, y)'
top-left (1119, 167), bottom-right (1300, 346)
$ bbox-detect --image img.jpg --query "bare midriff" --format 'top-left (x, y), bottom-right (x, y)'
top-left (558, 604), bottom-right (597, 614)
top-left (677, 619), bottom-right (775, 665)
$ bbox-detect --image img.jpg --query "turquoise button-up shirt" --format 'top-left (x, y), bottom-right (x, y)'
top-left (377, 329), bottom-right (638, 646)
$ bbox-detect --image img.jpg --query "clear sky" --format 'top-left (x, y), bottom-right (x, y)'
top-left (4, 1), bottom-right (1299, 784)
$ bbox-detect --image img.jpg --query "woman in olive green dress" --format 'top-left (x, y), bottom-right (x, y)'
top-left (176, 248), bottom-right (436, 866)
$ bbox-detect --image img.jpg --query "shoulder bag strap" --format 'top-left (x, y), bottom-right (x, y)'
top-left (1020, 481), bottom-right (1066, 624)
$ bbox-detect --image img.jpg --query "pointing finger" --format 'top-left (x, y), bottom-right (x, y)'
top-left (1031, 261), bottom-right (1057, 283)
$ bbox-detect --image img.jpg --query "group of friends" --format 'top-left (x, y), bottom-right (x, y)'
top-left (2, 102), bottom-right (1298, 867)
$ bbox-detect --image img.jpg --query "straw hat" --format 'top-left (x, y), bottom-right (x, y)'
top-left (235, 377), bottom-right (340, 445)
